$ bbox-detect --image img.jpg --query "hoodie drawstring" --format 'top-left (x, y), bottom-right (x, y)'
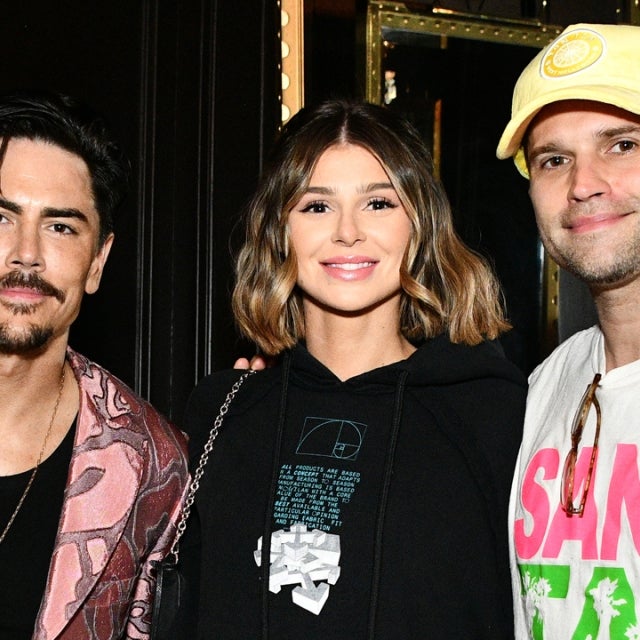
top-left (260, 353), bottom-right (292, 640)
top-left (259, 356), bottom-right (407, 639)
top-left (367, 370), bottom-right (408, 639)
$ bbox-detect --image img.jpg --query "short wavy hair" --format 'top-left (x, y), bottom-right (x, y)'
top-left (233, 99), bottom-right (509, 355)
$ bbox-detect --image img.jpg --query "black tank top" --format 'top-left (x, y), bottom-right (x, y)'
top-left (0, 421), bottom-right (75, 639)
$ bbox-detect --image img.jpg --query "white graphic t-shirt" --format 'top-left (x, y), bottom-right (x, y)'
top-left (510, 326), bottom-right (640, 639)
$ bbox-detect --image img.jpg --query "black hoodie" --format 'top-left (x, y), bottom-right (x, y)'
top-left (181, 334), bottom-right (526, 639)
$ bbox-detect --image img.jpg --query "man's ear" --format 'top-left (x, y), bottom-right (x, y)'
top-left (85, 233), bottom-right (114, 295)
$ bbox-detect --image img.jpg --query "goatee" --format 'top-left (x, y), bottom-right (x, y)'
top-left (0, 323), bottom-right (53, 354)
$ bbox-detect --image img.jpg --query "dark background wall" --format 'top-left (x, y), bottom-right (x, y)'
top-left (1, 1), bottom-right (280, 421)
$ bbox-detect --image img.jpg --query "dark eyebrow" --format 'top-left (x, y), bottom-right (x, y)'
top-left (305, 186), bottom-right (334, 195)
top-left (42, 207), bottom-right (89, 223)
top-left (528, 125), bottom-right (640, 161)
top-left (0, 197), bottom-right (89, 223)
top-left (0, 196), bottom-right (21, 214)
top-left (360, 182), bottom-right (394, 193)
top-left (598, 125), bottom-right (640, 139)
top-left (304, 183), bottom-right (395, 195)
top-left (527, 143), bottom-right (561, 161)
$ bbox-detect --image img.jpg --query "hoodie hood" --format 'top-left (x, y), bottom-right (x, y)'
top-left (290, 333), bottom-right (525, 390)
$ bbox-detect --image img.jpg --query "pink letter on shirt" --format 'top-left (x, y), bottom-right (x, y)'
top-left (601, 444), bottom-right (640, 560)
top-left (515, 448), bottom-right (558, 559)
top-left (543, 448), bottom-right (599, 559)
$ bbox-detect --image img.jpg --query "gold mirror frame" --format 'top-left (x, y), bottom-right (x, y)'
top-left (366, 2), bottom-right (564, 105)
top-left (366, 1), bottom-right (563, 178)
top-left (367, 1), bottom-right (565, 360)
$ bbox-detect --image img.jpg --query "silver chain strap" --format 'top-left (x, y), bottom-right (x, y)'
top-left (170, 370), bottom-right (255, 561)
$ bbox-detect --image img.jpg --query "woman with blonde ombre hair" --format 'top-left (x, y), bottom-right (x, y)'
top-left (182, 100), bottom-right (526, 639)
top-left (233, 99), bottom-right (508, 355)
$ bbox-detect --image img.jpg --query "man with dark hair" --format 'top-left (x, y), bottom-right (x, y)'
top-left (497, 23), bottom-right (640, 638)
top-left (0, 91), bottom-right (189, 639)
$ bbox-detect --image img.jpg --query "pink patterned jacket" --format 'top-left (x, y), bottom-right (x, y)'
top-left (33, 348), bottom-right (189, 640)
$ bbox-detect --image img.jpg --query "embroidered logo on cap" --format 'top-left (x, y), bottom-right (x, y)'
top-left (541, 28), bottom-right (605, 78)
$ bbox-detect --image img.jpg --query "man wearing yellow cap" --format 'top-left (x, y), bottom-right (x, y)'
top-left (497, 23), bottom-right (640, 639)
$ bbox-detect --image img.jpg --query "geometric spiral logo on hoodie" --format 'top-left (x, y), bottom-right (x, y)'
top-left (296, 417), bottom-right (367, 461)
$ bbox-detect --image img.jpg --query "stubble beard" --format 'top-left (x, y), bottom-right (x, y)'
top-left (539, 197), bottom-right (640, 288)
top-left (0, 321), bottom-right (54, 354)
top-left (544, 227), bottom-right (640, 287)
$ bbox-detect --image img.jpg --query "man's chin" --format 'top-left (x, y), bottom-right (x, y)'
top-left (565, 261), bottom-right (640, 289)
top-left (0, 324), bottom-right (54, 355)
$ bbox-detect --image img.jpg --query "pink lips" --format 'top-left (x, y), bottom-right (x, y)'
top-left (0, 286), bottom-right (47, 303)
top-left (569, 212), bottom-right (629, 234)
top-left (320, 256), bottom-right (379, 281)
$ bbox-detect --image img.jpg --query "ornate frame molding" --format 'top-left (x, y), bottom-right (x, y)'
top-left (281, 0), bottom-right (304, 122)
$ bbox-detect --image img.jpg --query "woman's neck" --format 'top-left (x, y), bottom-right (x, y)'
top-left (304, 313), bottom-right (416, 380)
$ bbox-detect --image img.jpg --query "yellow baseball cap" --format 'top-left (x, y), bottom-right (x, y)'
top-left (496, 23), bottom-right (640, 178)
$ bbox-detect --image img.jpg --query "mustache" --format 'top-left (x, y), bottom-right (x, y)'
top-left (0, 271), bottom-right (65, 303)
